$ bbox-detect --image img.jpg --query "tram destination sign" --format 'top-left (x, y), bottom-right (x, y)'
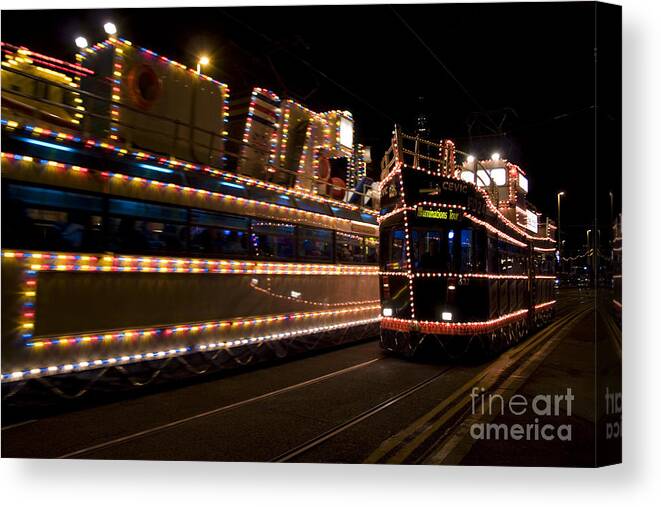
top-left (403, 169), bottom-right (486, 217)
top-left (416, 207), bottom-right (461, 221)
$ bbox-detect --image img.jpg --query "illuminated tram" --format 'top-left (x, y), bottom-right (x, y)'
top-left (1, 37), bottom-right (381, 388)
top-left (378, 130), bottom-right (557, 357)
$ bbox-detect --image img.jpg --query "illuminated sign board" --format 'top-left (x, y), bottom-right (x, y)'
top-left (518, 173), bottom-right (529, 192)
top-left (416, 207), bottom-right (461, 221)
top-left (339, 116), bottom-right (354, 149)
top-left (526, 209), bottom-right (538, 233)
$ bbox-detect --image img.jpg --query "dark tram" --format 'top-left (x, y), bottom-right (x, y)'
top-left (378, 130), bottom-right (557, 357)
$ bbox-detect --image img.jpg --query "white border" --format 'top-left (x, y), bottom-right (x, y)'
top-left (2, 0), bottom-right (660, 505)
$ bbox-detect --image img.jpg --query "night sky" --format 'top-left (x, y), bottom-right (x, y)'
top-left (1, 2), bottom-right (621, 253)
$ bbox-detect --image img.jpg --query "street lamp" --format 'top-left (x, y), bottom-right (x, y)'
top-left (103, 22), bottom-right (117, 36)
top-left (75, 36), bottom-right (88, 49)
top-left (557, 191), bottom-right (565, 255)
top-left (197, 55), bottom-right (210, 74)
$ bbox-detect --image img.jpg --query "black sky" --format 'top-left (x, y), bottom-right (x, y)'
top-left (1, 2), bottom-right (621, 252)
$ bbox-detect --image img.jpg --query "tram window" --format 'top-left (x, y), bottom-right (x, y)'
top-left (447, 229), bottom-right (457, 272)
top-left (7, 184), bottom-right (103, 212)
top-left (191, 210), bottom-right (249, 230)
top-left (330, 206), bottom-right (362, 222)
top-left (364, 237), bottom-right (378, 264)
top-left (108, 198), bottom-right (187, 253)
top-left (298, 228), bottom-right (333, 261)
top-left (336, 232), bottom-right (364, 263)
top-left (4, 184), bottom-right (104, 251)
top-left (190, 210), bottom-right (249, 256)
top-left (473, 230), bottom-right (487, 272)
top-left (109, 199), bottom-right (187, 223)
top-left (252, 222), bottom-right (295, 259)
top-left (360, 213), bottom-right (379, 226)
top-left (460, 229), bottom-right (474, 273)
top-left (487, 236), bottom-right (499, 273)
top-left (107, 218), bottom-right (187, 253)
top-left (248, 187), bottom-right (295, 209)
top-left (514, 254), bottom-right (528, 275)
top-left (386, 229), bottom-right (407, 270)
top-left (414, 230), bottom-right (444, 270)
top-left (294, 197), bottom-right (333, 217)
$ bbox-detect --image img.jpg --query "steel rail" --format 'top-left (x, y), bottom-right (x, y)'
top-left (269, 365), bottom-right (455, 463)
top-left (52, 356), bottom-right (383, 459)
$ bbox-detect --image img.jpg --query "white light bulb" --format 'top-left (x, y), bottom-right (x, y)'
top-left (103, 22), bottom-right (117, 35)
top-left (491, 152), bottom-right (500, 161)
top-left (75, 36), bottom-right (88, 49)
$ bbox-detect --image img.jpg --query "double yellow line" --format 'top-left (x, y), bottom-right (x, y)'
top-left (364, 306), bottom-right (592, 464)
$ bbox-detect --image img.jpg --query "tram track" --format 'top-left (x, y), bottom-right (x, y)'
top-left (269, 365), bottom-right (456, 462)
top-left (270, 302), bottom-right (589, 463)
top-left (54, 356), bottom-right (383, 459)
top-left (365, 305), bottom-right (592, 464)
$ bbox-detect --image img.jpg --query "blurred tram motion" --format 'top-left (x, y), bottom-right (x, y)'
top-left (1, 37), bottom-right (381, 391)
top-left (378, 129), bottom-right (557, 357)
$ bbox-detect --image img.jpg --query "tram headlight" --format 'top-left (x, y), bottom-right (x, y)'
top-left (382, 308), bottom-right (393, 317)
top-left (441, 311), bottom-right (453, 321)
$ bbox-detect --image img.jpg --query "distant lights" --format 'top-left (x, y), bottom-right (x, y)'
top-left (74, 36), bottom-right (88, 49)
top-left (441, 311), bottom-right (453, 321)
top-left (466, 155), bottom-right (475, 163)
top-left (491, 152), bottom-right (501, 161)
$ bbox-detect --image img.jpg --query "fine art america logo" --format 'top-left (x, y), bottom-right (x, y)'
top-left (469, 387), bottom-right (575, 441)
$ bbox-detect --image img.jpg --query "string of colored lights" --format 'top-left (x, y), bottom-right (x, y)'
top-left (0, 153), bottom-right (379, 234)
top-left (2, 42), bottom-right (94, 76)
top-left (26, 304), bottom-right (380, 349)
top-left (1, 119), bottom-right (378, 217)
top-left (2, 250), bottom-right (379, 276)
top-left (248, 278), bottom-right (380, 308)
top-left (379, 271), bottom-right (556, 280)
top-left (2, 316), bottom-right (381, 383)
top-left (463, 213), bottom-right (528, 248)
top-left (2, 49), bottom-right (82, 126)
top-left (381, 300), bottom-right (556, 336)
top-left (394, 132), bottom-right (417, 321)
top-left (239, 87), bottom-right (281, 175)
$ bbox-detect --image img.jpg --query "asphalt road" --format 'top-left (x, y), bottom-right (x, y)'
top-left (2, 289), bottom-right (621, 465)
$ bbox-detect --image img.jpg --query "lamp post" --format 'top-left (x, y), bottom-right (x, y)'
top-left (557, 191), bottom-right (565, 257)
top-left (197, 56), bottom-right (210, 74)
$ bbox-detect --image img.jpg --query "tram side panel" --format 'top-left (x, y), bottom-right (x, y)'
top-left (1, 256), bottom-right (380, 376)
